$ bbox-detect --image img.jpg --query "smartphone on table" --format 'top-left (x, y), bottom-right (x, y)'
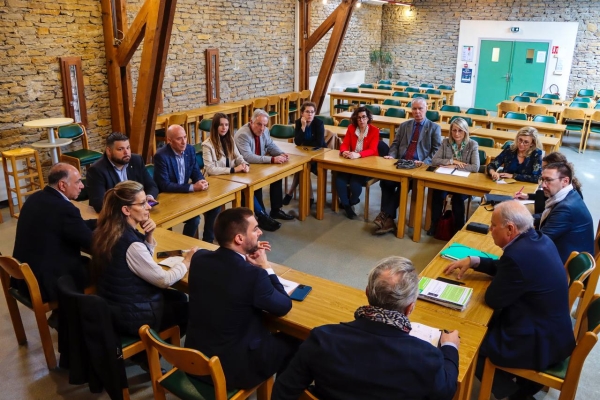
top-left (148, 199), bottom-right (159, 207)
top-left (290, 284), bottom-right (312, 301)
top-left (157, 250), bottom-right (184, 259)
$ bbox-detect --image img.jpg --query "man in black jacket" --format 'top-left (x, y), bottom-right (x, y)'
top-left (12, 163), bottom-right (96, 302)
top-left (86, 132), bottom-right (158, 212)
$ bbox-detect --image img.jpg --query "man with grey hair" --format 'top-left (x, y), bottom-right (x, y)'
top-left (445, 201), bottom-right (575, 399)
top-left (235, 109), bottom-right (294, 221)
top-left (272, 256), bottom-right (460, 400)
top-left (374, 97), bottom-right (442, 235)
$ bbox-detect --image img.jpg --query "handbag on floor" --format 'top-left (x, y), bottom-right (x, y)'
top-left (434, 195), bottom-right (456, 241)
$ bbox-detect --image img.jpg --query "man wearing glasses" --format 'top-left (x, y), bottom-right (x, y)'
top-left (374, 97), bottom-right (441, 235)
top-left (536, 162), bottom-right (594, 263)
top-left (235, 109), bottom-right (295, 221)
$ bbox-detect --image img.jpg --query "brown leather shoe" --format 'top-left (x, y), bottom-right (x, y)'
top-left (373, 211), bottom-right (386, 229)
top-left (374, 217), bottom-right (396, 235)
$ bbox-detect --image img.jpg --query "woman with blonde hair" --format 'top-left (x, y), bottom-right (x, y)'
top-left (92, 180), bottom-right (196, 336)
top-left (428, 117), bottom-right (480, 236)
top-left (487, 127), bottom-right (542, 183)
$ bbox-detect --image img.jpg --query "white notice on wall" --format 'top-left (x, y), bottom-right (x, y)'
top-left (554, 57), bottom-right (564, 75)
top-left (462, 46), bottom-right (474, 62)
top-left (536, 51), bottom-right (547, 63)
top-left (491, 48), bottom-right (500, 62)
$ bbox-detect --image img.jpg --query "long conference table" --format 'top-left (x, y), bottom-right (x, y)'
top-left (150, 227), bottom-right (487, 400)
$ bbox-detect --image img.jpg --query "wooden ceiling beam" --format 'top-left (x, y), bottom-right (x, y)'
top-left (305, 7), bottom-right (337, 51)
top-left (116, 1), bottom-right (149, 66)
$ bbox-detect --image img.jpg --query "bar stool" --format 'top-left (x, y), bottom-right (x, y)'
top-left (1, 148), bottom-right (45, 218)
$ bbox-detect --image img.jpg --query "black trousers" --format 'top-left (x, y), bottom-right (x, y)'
top-left (254, 179), bottom-right (284, 212)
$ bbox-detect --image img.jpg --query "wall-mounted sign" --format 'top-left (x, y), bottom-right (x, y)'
top-left (461, 68), bottom-right (472, 83)
top-left (462, 46), bottom-right (474, 62)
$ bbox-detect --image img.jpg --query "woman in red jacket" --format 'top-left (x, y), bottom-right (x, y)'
top-left (335, 106), bottom-right (380, 219)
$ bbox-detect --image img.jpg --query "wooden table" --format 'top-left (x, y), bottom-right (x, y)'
top-left (314, 150), bottom-right (416, 238)
top-left (328, 92), bottom-right (435, 117)
top-left (410, 167), bottom-right (538, 242)
top-left (333, 111), bottom-right (408, 143)
top-left (487, 116), bottom-right (566, 138)
top-left (72, 176), bottom-right (245, 229)
top-left (211, 154), bottom-right (311, 221)
top-left (24, 117), bottom-right (74, 164)
top-left (470, 127), bottom-right (560, 153)
top-left (358, 87), bottom-right (445, 109)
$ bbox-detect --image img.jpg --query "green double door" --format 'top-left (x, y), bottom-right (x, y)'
top-left (474, 40), bottom-right (549, 111)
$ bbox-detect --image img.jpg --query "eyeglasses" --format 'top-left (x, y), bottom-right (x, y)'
top-left (539, 177), bottom-right (563, 184)
top-left (303, 110), bottom-right (315, 114)
top-left (129, 200), bottom-right (149, 207)
top-left (357, 115), bottom-right (369, 120)
top-left (517, 139), bottom-right (532, 145)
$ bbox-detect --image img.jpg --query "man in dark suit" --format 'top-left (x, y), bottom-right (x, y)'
top-left (272, 256), bottom-right (460, 400)
top-left (186, 207), bottom-right (298, 389)
top-left (445, 201), bottom-right (575, 399)
top-left (12, 163), bottom-right (96, 302)
top-left (86, 132), bottom-right (159, 212)
top-left (374, 97), bottom-right (442, 235)
top-left (153, 124), bottom-right (219, 240)
top-left (537, 162), bottom-right (594, 263)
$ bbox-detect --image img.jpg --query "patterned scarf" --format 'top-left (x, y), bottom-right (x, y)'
top-left (354, 305), bottom-right (412, 333)
top-left (355, 125), bottom-right (368, 153)
top-left (540, 183), bottom-right (573, 226)
top-left (451, 140), bottom-right (466, 160)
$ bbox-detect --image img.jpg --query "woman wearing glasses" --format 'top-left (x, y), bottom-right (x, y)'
top-left (283, 101), bottom-right (325, 207)
top-left (336, 106), bottom-right (380, 219)
top-left (92, 180), bottom-right (196, 337)
top-left (428, 117), bottom-right (480, 237)
top-left (487, 126), bottom-right (542, 183)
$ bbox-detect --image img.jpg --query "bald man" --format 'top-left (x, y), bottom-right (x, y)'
top-left (445, 201), bottom-right (574, 399)
top-left (154, 124), bottom-right (220, 240)
top-left (12, 163), bottom-right (96, 302)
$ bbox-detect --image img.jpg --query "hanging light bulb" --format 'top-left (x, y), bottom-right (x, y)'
top-left (322, 0), bottom-right (327, 4)
top-left (356, 0), bottom-right (361, 8)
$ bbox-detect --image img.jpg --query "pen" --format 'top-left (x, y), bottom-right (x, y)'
top-left (450, 167), bottom-right (457, 175)
top-left (516, 185), bottom-right (524, 195)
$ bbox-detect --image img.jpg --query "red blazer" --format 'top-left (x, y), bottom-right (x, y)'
top-left (340, 124), bottom-right (380, 158)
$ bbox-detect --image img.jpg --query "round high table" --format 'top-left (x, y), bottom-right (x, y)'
top-left (24, 117), bottom-right (74, 164)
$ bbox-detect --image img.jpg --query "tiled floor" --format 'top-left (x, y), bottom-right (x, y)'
top-left (0, 130), bottom-right (598, 399)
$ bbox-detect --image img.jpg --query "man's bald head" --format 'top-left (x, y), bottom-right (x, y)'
top-left (489, 201), bottom-right (533, 248)
top-left (48, 163), bottom-right (84, 200)
top-left (166, 124), bottom-right (188, 153)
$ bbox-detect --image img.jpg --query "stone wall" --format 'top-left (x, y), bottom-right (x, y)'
top-left (381, 0), bottom-right (599, 97)
top-left (0, 0), bottom-right (296, 163)
top-left (309, 1), bottom-right (382, 84)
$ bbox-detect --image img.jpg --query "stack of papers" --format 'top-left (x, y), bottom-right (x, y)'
top-left (410, 322), bottom-right (442, 347)
top-left (158, 256), bottom-right (184, 268)
top-left (418, 277), bottom-right (473, 311)
top-left (435, 166), bottom-right (470, 177)
top-left (277, 276), bottom-right (300, 295)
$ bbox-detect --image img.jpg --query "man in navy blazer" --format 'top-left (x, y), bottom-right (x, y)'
top-left (13, 163), bottom-right (96, 302)
top-left (186, 207), bottom-right (298, 389)
top-left (153, 124), bottom-right (219, 240)
top-left (272, 256), bottom-right (460, 400)
top-left (86, 132), bottom-right (158, 212)
top-left (537, 162), bottom-right (594, 263)
top-left (374, 97), bottom-right (442, 235)
top-left (446, 201), bottom-right (575, 399)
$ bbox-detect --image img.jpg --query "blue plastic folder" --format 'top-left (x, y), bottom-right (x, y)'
top-left (440, 243), bottom-right (499, 261)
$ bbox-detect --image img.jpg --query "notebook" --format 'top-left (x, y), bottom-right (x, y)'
top-left (439, 243), bottom-right (500, 261)
top-left (418, 277), bottom-right (473, 311)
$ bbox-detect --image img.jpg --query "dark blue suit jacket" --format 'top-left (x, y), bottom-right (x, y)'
top-left (86, 153), bottom-right (159, 212)
top-left (272, 318), bottom-right (459, 400)
top-left (477, 229), bottom-right (575, 371)
top-left (186, 247), bottom-right (292, 388)
top-left (539, 190), bottom-right (594, 263)
top-left (12, 186), bottom-right (96, 302)
top-left (153, 144), bottom-right (203, 193)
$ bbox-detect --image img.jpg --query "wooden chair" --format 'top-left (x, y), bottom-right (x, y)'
top-left (477, 294), bottom-right (600, 400)
top-left (564, 251), bottom-right (598, 335)
top-left (0, 256), bottom-right (57, 369)
top-left (139, 325), bottom-right (273, 400)
top-left (168, 113), bottom-right (190, 142)
top-left (56, 123), bottom-right (103, 173)
top-left (559, 108), bottom-right (586, 150)
top-left (198, 118), bottom-right (212, 143)
top-left (285, 92), bottom-right (301, 123)
top-left (525, 104), bottom-right (548, 119)
top-left (299, 89), bottom-right (311, 103)
top-left (581, 110), bottom-right (600, 153)
top-left (266, 95), bottom-right (281, 126)
top-left (1, 148), bottom-right (45, 218)
top-left (497, 101), bottom-right (519, 117)
top-left (299, 389), bottom-right (319, 399)
top-left (594, 219), bottom-right (600, 259)
top-left (252, 97), bottom-right (269, 113)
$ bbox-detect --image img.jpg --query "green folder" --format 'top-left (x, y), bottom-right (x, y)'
top-left (439, 243), bottom-right (499, 261)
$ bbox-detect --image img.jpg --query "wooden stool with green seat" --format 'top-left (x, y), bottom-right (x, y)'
top-left (56, 123), bottom-right (102, 173)
top-left (139, 325), bottom-right (274, 400)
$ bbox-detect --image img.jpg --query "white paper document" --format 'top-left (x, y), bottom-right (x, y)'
top-left (158, 256), bottom-right (184, 268)
top-left (277, 276), bottom-right (300, 295)
top-left (410, 322), bottom-right (441, 347)
top-left (435, 166), bottom-right (470, 177)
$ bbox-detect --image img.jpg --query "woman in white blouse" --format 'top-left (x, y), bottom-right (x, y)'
top-left (92, 180), bottom-right (197, 336)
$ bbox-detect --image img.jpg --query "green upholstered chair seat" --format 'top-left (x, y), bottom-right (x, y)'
top-left (338, 119), bottom-right (351, 128)
top-left (438, 85), bottom-right (453, 90)
top-left (543, 357), bottom-right (569, 380)
top-left (377, 85), bottom-right (392, 90)
top-left (63, 149), bottom-right (102, 165)
top-left (382, 99), bottom-right (401, 106)
top-left (145, 164), bottom-right (155, 179)
top-left (532, 115), bottom-right (557, 124)
top-left (267, 111), bottom-right (278, 117)
top-left (392, 92), bottom-right (410, 98)
top-left (425, 111), bottom-right (440, 122)
top-left (359, 84), bottom-right (374, 89)
top-left (577, 89), bottom-right (595, 97)
top-left (502, 141), bottom-right (513, 149)
top-left (378, 80), bottom-right (391, 85)
top-left (121, 335), bottom-right (140, 349)
top-left (270, 125), bottom-right (294, 139)
top-left (565, 123), bottom-right (584, 131)
top-left (58, 123), bottom-right (85, 139)
top-left (378, 129), bottom-right (390, 139)
top-left (425, 89), bottom-right (441, 95)
top-left (420, 83), bottom-right (434, 88)
top-left (365, 105), bottom-right (381, 116)
top-left (512, 96), bottom-right (531, 102)
top-left (542, 93), bottom-right (560, 100)
top-left (589, 125), bottom-right (600, 133)
top-left (161, 369), bottom-right (240, 400)
top-left (288, 106), bottom-right (298, 113)
top-left (396, 81), bottom-right (410, 86)
top-left (521, 91), bottom-right (539, 97)
top-left (478, 150), bottom-right (487, 165)
top-left (404, 87), bottom-right (420, 93)
top-left (570, 102), bottom-right (589, 108)
top-left (449, 116), bottom-right (473, 127)
top-left (505, 112), bottom-right (527, 120)
top-left (315, 115), bottom-right (334, 125)
top-left (8, 287), bottom-right (33, 309)
top-left (384, 108), bottom-right (406, 119)
top-left (334, 104), bottom-right (352, 110)
top-left (535, 98), bottom-right (553, 105)
top-left (440, 105), bottom-right (461, 113)
top-left (466, 108), bottom-right (488, 116)
top-left (472, 136), bottom-right (494, 147)
top-left (412, 93), bottom-right (429, 99)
